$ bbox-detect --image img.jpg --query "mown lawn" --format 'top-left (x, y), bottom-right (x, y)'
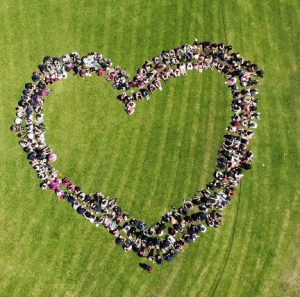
top-left (0, 0), bottom-right (299, 296)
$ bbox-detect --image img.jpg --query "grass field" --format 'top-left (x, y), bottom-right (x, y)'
top-left (0, 0), bottom-right (299, 296)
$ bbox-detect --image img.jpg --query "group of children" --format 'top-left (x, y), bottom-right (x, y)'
top-left (11, 40), bottom-right (263, 265)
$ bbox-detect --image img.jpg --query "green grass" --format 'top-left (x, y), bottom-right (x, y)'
top-left (0, 0), bottom-right (299, 296)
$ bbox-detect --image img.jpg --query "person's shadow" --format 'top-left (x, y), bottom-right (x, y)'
top-left (139, 263), bottom-right (153, 272)
top-left (139, 263), bottom-right (149, 270)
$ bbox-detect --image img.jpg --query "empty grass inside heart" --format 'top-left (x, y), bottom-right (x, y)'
top-left (45, 71), bottom-right (231, 224)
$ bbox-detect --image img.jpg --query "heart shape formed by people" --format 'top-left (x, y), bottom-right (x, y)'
top-left (11, 41), bottom-right (263, 265)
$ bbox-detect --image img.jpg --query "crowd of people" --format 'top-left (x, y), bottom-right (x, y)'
top-left (11, 40), bottom-right (263, 265)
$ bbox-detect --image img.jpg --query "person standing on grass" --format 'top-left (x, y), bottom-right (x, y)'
top-left (146, 265), bottom-right (153, 273)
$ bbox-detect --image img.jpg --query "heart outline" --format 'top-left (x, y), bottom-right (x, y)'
top-left (11, 41), bottom-right (263, 264)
